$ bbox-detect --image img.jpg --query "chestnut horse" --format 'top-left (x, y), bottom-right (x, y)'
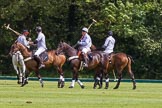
top-left (94, 52), bottom-right (136, 89)
top-left (10, 42), bottom-right (66, 88)
top-left (56, 41), bottom-right (103, 89)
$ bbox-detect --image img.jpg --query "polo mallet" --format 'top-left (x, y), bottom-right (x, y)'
top-left (4, 24), bottom-right (21, 36)
top-left (113, 70), bottom-right (118, 81)
top-left (73, 19), bottom-right (97, 47)
top-left (88, 19), bottom-right (97, 30)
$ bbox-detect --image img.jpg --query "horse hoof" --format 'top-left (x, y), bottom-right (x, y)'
top-left (133, 86), bottom-right (136, 90)
top-left (41, 84), bottom-right (44, 88)
top-left (69, 86), bottom-right (74, 88)
top-left (104, 87), bottom-right (108, 89)
top-left (81, 85), bottom-right (85, 89)
top-left (21, 82), bottom-right (27, 87)
top-left (113, 87), bottom-right (118, 89)
top-left (58, 81), bottom-right (61, 88)
top-left (21, 83), bottom-right (26, 87)
top-left (61, 85), bottom-right (64, 88)
top-left (61, 82), bottom-right (65, 88)
top-left (17, 81), bottom-right (22, 84)
top-left (61, 81), bottom-right (65, 88)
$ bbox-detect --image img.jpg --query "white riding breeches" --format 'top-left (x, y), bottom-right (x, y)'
top-left (103, 49), bottom-right (113, 54)
top-left (82, 47), bottom-right (91, 54)
top-left (34, 47), bottom-right (46, 56)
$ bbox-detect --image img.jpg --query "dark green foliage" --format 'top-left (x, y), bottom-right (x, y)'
top-left (0, 0), bottom-right (162, 79)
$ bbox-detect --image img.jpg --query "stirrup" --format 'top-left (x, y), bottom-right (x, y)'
top-left (39, 64), bottom-right (45, 69)
top-left (83, 63), bottom-right (88, 67)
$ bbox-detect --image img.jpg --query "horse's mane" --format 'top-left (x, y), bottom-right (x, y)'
top-left (16, 42), bottom-right (31, 52)
top-left (16, 42), bottom-right (25, 48)
top-left (63, 42), bottom-right (77, 51)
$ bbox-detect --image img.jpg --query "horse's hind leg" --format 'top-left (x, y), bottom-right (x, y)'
top-left (113, 72), bottom-right (122, 89)
top-left (128, 71), bottom-right (136, 89)
top-left (57, 67), bottom-right (65, 88)
top-left (127, 58), bottom-right (136, 89)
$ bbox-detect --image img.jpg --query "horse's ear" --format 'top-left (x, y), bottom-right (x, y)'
top-left (60, 40), bottom-right (64, 43)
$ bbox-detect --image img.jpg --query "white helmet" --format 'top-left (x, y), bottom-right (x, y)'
top-left (82, 27), bottom-right (88, 33)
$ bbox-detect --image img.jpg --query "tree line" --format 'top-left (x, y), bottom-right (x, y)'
top-left (0, 0), bottom-right (162, 79)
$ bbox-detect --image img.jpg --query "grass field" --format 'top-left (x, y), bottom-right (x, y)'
top-left (0, 80), bottom-right (162, 108)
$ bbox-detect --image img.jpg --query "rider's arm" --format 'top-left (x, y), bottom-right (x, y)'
top-left (102, 37), bottom-right (109, 49)
top-left (78, 36), bottom-right (89, 46)
top-left (33, 40), bottom-right (38, 44)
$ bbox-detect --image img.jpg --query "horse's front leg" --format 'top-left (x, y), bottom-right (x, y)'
top-left (69, 67), bottom-right (78, 88)
top-left (104, 73), bottom-right (110, 89)
top-left (69, 68), bottom-right (77, 88)
top-left (57, 67), bottom-right (65, 88)
top-left (12, 56), bottom-right (21, 84)
top-left (15, 66), bottom-right (21, 84)
top-left (20, 59), bottom-right (26, 85)
top-left (76, 75), bottom-right (84, 89)
top-left (21, 70), bottom-right (29, 87)
top-left (69, 70), bottom-right (76, 88)
top-left (94, 68), bottom-right (104, 89)
top-left (35, 70), bottom-right (44, 88)
top-left (18, 67), bottom-right (23, 84)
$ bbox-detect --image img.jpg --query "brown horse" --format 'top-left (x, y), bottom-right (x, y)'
top-left (94, 52), bottom-right (136, 89)
top-left (56, 41), bottom-right (103, 89)
top-left (10, 42), bottom-right (66, 88)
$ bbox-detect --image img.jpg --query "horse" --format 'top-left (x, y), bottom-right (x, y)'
top-left (56, 41), bottom-right (103, 89)
top-left (94, 52), bottom-right (136, 89)
top-left (11, 50), bottom-right (26, 84)
top-left (9, 42), bottom-right (66, 88)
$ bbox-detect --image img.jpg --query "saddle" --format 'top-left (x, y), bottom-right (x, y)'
top-left (106, 52), bottom-right (114, 64)
top-left (77, 51), bottom-right (93, 61)
top-left (39, 51), bottom-right (49, 62)
top-left (30, 49), bottom-right (49, 62)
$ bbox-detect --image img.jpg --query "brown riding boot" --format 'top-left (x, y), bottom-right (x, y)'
top-left (82, 53), bottom-right (88, 68)
top-left (34, 55), bottom-right (45, 69)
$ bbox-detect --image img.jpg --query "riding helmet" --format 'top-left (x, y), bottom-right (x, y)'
top-left (23, 29), bottom-right (29, 35)
top-left (36, 26), bottom-right (42, 32)
top-left (108, 31), bottom-right (113, 36)
top-left (82, 27), bottom-right (88, 33)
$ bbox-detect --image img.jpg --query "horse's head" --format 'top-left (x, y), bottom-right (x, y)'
top-left (9, 42), bottom-right (26, 55)
top-left (56, 41), bottom-right (78, 57)
top-left (56, 41), bottom-right (66, 55)
top-left (9, 44), bottom-right (15, 57)
top-left (9, 43), bottom-right (19, 56)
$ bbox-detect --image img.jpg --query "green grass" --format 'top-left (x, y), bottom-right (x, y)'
top-left (0, 80), bottom-right (162, 108)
